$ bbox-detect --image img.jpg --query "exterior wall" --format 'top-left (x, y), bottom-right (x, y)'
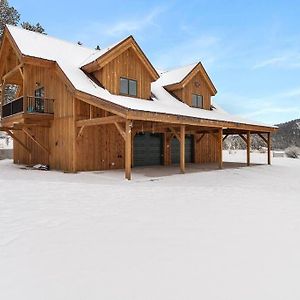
top-left (75, 100), bottom-right (125, 171)
top-left (172, 72), bottom-right (213, 110)
top-left (13, 64), bottom-right (76, 171)
top-left (194, 133), bottom-right (219, 163)
top-left (92, 47), bottom-right (153, 100)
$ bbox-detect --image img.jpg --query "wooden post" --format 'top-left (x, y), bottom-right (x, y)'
top-left (125, 120), bottom-right (132, 180)
top-left (180, 125), bottom-right (185, 173)
top-left (163, 132), bottom-right (171, 166)
top-left (247, 131), bottom-right (251, 166)
top-left (218, 128), bottom-right (223, 169)
top-left (267, 132), bottom-right (271, 165)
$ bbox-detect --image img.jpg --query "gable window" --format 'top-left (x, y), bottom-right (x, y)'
top-left (120, 77), bottom-right (137, 97)
top-left (192, 94), bottom-right (203, 108)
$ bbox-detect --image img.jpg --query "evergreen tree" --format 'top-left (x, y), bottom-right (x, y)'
top-left (95, 45), bottom-right (101, 50)
top-left (21, 21), bottom-right (45, 34)
top-left (0, 0), bottom-right (20, 39)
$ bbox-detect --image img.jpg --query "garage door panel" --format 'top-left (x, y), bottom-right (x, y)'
top-left (171, 135), bottom-right (194, 164)
top-left (134, 133), bottom-right (163, 167)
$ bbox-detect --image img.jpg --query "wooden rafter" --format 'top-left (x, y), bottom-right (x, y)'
top-left (76, 115), bottom-right (124, 127)
top-left (22, 128), bottom-right (50, 154)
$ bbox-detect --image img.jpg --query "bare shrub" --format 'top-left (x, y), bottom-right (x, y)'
top-left (285, 146), bottom-right (300, 158)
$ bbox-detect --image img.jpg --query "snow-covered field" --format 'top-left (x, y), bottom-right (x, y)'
top-left (1, 151), bottom-right (300, 300)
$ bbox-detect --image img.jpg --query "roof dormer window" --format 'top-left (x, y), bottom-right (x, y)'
top-left (192, 94), bottom-right (203, 108)
top-left (120, 77), bottom-right (137, 97)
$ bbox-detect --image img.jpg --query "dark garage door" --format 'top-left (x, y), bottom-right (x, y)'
top-left (171, 135), bottom-right (194, 164)
top-left (134, 133), bottom-right (163, 167)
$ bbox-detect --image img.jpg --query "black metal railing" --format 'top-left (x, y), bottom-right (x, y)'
top-left (1, 96), bottom-right (54, 118)
top-left (27, 96), bottom-right (54, 114)
top-left (2, 96), bottom-right (24, 118)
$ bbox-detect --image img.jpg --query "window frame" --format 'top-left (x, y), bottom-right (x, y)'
top-left (119, 77), bottom-right (138, 97)
top-left (192, 94), bottom-right (203, 108)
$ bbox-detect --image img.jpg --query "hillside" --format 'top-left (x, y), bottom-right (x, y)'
top-left (272, 119), bottom-right (300, 149)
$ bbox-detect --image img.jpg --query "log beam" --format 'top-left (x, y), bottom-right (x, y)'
top-left (268, 132), bottom-right (271, 165)
top-left (218, 128), bottom-right (223, 169)
top-left (125, 120), bottom-right (132, 180)
top-left (247, 131), bottom-right (251, 166)
top-left (180, 125), bottom-right (185, 173)
top-left (168, 127), bottom-right (180, 141)
top-left (76, 115), bottom-right (124, 127)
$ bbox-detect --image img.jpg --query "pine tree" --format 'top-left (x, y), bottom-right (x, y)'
top-left (20, 21), bottom-right (45, 34)
top-left (0, 0), bottom-right (20, 39)
top-left (95, 45), bottom-right (101, 50)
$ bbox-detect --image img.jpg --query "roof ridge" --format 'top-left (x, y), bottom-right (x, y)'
top-left (161, 61), bottom-right (199, 74)
top-left (6, 24), bottom-right (96, 53)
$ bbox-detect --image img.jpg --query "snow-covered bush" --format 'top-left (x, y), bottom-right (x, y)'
top-left (285, 146), bottom-right (300, 158)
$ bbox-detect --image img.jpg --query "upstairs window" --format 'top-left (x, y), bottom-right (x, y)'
top-left (120, 77), bottom-right (137, 97)
top-left (192, 94), bottom-right (203, 108)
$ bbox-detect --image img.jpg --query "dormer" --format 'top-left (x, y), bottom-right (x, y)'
top-left (159, 62), bottom-right (217, 110)
top-left (81, 36), bottom-right (159, 100)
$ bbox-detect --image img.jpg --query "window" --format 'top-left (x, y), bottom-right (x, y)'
top-left (192, 94), bottom-right (203, 108)
top-left (34, 87), bottom-right (45, 113)
top-left (120, 77), bottom-right (137, 97)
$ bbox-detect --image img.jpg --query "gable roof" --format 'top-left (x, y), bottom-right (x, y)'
top-left (158, 62), bottom-right (217, 95)
top-left (81, 35), bottom-right (159, 80)
top-left (3, 25), bottom-right (275, 130)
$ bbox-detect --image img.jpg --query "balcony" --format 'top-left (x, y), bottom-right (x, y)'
top-left (2, 96), bottom-right (54, 118)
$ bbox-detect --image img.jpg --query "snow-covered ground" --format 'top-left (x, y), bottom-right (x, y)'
top-left (1, 151), bottom-right (300, 300)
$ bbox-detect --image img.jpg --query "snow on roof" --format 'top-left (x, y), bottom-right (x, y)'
top-left (6, 25), bottom-right (275, 129)
top-left (157, 63), bottom-right (198, 87)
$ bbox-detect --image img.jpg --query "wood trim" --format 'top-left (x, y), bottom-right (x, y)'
top-left (76, 115), bottom-right (124, 127)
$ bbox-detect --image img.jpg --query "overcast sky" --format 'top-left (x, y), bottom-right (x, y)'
top-left (11, 0), bottom-right (300, 125)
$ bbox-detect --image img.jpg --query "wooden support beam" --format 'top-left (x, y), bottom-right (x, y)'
top-left (239, 134), bottom-right (247, 144)
top-left (218, 128), bottom-right (223, 169)
top-left (169, 127), bottom-right (180, 141)
top-left (114, 122), bottom-right (126, 141)
top-left (268, 132), bottom-right (271, 165)
top-left (222, 134), bottom-right (229, 142)
top-left (76, 125), bottom-right (85, 140)
top-left (5, 129), bottom-right (31, 154)
top-left (180, 125), bottom-right (185, 173)
top-left (196, 133), bottom-right (206, 144)
top-left (22, 128), bottom-right (50, 154)
top-left (2, 63), bottom-right (23, 81)
top-left (125, 120), bottom-right (132, 180)
top-left (76, 115), bottom-right (124, 127)
top-left (258, 133), bottom-right (268, 144)
top-left (247, 131), bottom-right (251, 166)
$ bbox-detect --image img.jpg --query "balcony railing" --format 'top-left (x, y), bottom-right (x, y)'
top-left (1, 96), bottom-right (54, 118)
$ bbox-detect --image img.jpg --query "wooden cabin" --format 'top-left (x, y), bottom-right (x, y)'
top-left (0, 25), bottom-right (276, 179)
